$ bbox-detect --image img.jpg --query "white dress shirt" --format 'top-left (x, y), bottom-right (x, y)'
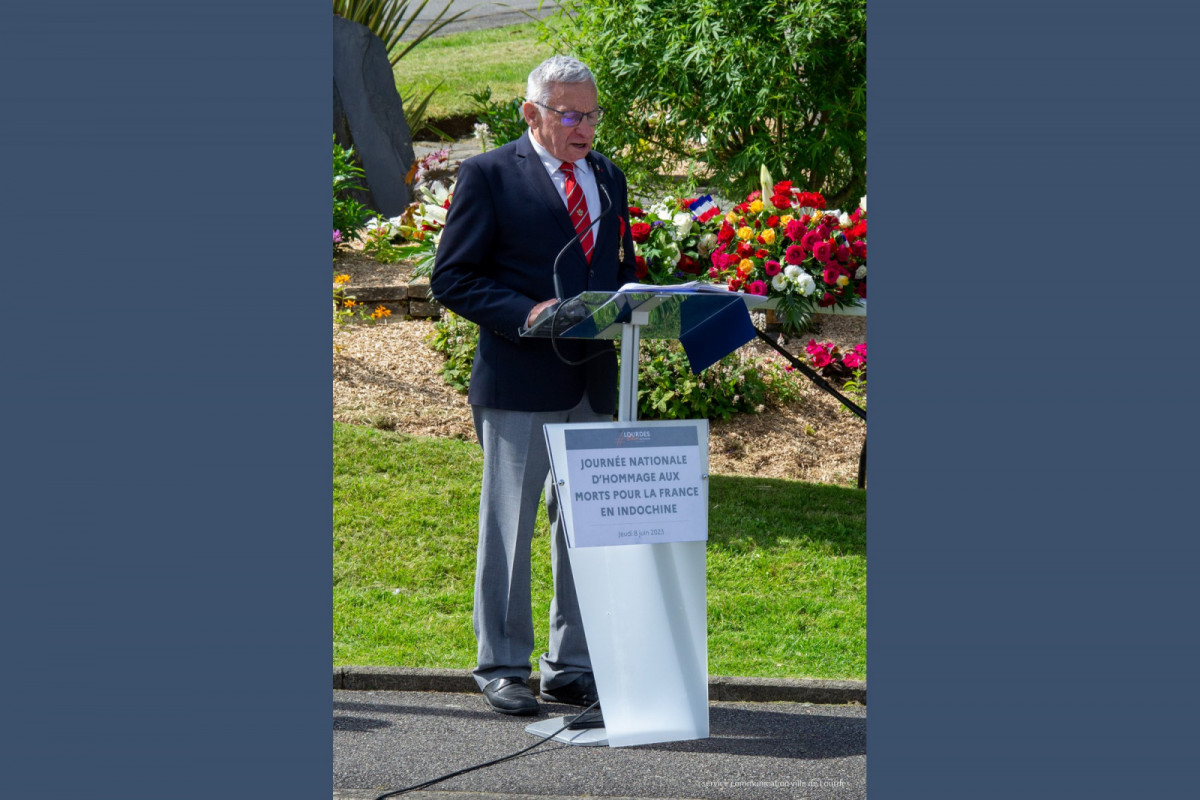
top-left (527, 133), bottom-right (601, 232)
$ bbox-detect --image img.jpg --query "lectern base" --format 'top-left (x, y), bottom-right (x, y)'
top-left (524, 716), bottom-right (608, 747)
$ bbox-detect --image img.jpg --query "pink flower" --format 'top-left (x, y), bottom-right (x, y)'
top-left (800, 230), bottom-right (821, 252)
top-left (784, 219), bottom-right (806, 241)
top-left (854, 343), bottom-right (866, 358)
top-left (843, 351), bottom-right (865, 369)
top-left (709, 266), bottom-right (721, 279)
top-left (836, 245), bottom-right (851, 263)
top-left (784, 244), bottom-right (806, 265)
top-left (851, 240), bottom-right (867, 259)
top-left (815, 224), bottom-right (832, 241)
top-left (764, 260), bottom-right (782, 277)
top-left (746, 280), bottom-right (768, 296)
top-left (333, 229), bottom-right (343, 243)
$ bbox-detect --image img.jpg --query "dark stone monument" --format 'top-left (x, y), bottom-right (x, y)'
top-left (332, 14), bottom-right (415, 217)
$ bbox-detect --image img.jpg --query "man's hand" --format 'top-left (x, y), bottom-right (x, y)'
top-left (526, 299), bottom-right (558, 328)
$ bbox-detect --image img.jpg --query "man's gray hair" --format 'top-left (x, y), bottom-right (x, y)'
top-left (526, 55), bottom-right (595, 106)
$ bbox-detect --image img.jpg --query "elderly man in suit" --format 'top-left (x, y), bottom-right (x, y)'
top-left (430, 55), bottom-right (638, 716)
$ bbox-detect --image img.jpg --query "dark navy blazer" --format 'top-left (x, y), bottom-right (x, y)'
top-left (430, 132), bottom-right (638, 413)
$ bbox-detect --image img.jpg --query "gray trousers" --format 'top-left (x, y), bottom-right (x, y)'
top-left (471, 396), bottom-right (609, 691)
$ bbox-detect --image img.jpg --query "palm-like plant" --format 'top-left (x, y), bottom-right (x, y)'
top-left (333, 0), bottom-right (466, 135)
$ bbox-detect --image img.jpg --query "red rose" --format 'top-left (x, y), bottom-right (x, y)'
top-left (755, 248), bottom-right (769, 259)
top-left (773, 180), bottom-right (793, 194)
top-left (812, 241), bottom-right (833, 263)
top-left (822, 264), bottom-right (844, 285)
top-left (767, 215), bottom-right (780, 228)
top-left (737, 241), bottom-right (755, 257)
top-left (677, 254), bottom-right (701, 274)
top-left (635, 256), bottom-right (648, 279)
top-left (800, 230), bottom-right (821, 252)
top-left (784, 219), bottom-right (806, 241)
top-left (746, 280), bottom-right (768, 296)
top-left (850, 240), bottom-right (867, 259)
top-left (818, 292), bottom-right (836, 307)
top-left (631, 222), bottom-right (652, 243)
top-left (784, 244), bottom-right (805, 265)
top-left (764, 260), bottom-right (782, 277)
top-left (795, 191), bottom-right (826, 210)
top-left (628, 206), bottom-right (645, 218)
top-left (855, 281), bottom-right (866, 298)
top-left (717, 221), bottom-right (735, 243)
top-left (728, 278), bottom-right (743, 291)
top-left (770, 193), bottom-right (792, 210)
top-left (836, 245), bottom-right (852, 263)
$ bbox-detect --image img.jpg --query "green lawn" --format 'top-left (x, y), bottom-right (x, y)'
top-left (394, 21), bottom-right (555, 123)
top-left (333, 422), bottom-right (865, 680)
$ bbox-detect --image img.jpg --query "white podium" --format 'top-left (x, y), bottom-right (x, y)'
top-left (522, 289), bottom-right (762, 747)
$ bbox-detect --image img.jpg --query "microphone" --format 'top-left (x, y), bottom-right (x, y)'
top-left (535, 182), bottom-right (614, 330)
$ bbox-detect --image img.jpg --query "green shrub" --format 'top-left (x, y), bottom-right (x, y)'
top-left (333, 137), bottom-right (369, 247)
top-left (635, 339), bottom-right (770, 421)
top-left (427, 310), bottom-right (479, 393)
top-left (467, 87), bottom-right (528, 151)
top-left (546, 0), bottom-right (866, 206)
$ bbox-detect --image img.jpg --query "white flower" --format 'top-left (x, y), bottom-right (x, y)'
top-left (771, 273), bottom-right (790, 292)
top-left (672, 212), bottom-right (693, 238)
top-left (859, 195), bottom-right (867, 213)
top-left (838, 212), bottom-right (852, 227)
top-left (794, 272), bottom-right (816, 296)
top-left (422, 205), bottom-right (448, 225)
top-left (855, 265), bottom-right (867, 280)
top-left (426, 181), bottom-right (451, 205)
top-left (648, 201), bottom-right (673, 221)
top-left (784, 265), bottom-right (802, 281)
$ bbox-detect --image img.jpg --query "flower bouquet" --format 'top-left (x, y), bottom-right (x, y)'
top-left (705, 168), bottom-right (866, 333)
top-left (627, 196), bottom-right (718, 284)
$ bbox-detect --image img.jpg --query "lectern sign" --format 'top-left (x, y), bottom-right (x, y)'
top-left (551, 421), bottom-right (709, 548)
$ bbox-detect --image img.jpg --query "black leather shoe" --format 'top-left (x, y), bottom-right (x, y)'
top-left (482, 677), bottom-right (539, 716)
top-left (539, 673), bottom-right (599, 707)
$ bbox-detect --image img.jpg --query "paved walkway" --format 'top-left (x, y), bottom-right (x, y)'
top-left (334, 689), bottom-right (866, 800)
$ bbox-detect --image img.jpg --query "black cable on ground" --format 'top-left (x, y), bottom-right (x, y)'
top-left (373, 701), bottom-right (600, 799)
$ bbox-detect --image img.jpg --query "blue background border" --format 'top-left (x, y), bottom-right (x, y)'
top-left (6, 1), bottom-right (1199, 797)
top-left (870, 1), bottom-right (1200, 796)
top-left (5, 3), bottom-right (330, 797)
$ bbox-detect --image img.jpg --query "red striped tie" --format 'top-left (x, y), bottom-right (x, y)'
top-left (559, 162), bottom-right (594, 263)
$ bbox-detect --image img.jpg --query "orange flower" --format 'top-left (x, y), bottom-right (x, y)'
top-left (371, 306), bottom-right (392, 319)
top-left (334, 274), bottom-right (351, 285)
top-left (343, 299), bottom-right (356, 308)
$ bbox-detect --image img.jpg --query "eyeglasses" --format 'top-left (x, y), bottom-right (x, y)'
top-left (532, 101), bottom-right (605, 127)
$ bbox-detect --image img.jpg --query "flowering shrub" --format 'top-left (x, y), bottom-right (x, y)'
top-left (805, 340), bottom-right (867, 381)
top-left (333, 273), bottom-right (391, 326)
top-left (396, 178), bottom-right (453, 278)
